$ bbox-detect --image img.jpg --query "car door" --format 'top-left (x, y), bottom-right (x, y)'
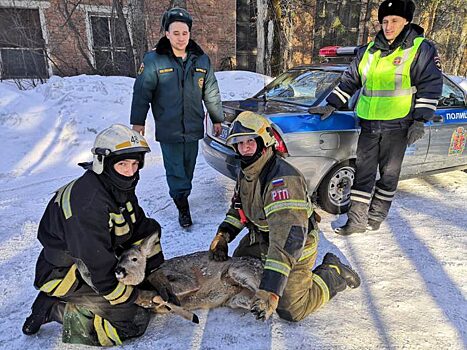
top-left (421, 76), bottom-right (467, 172)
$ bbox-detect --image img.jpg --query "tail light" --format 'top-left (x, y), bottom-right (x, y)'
top-left (319, 46), bottom-right (339, 57)
top-left (271, 128), bottom-right (288, 155)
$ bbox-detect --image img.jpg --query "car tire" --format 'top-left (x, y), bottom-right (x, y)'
top-left (317, 161), bottom-right (355, 214)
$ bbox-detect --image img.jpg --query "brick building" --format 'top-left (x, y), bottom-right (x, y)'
top-left (0, 0), bottom-right (237, 79)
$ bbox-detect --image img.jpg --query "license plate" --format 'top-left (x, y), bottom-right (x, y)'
top-left (218, 124), bottom-right (230, 141)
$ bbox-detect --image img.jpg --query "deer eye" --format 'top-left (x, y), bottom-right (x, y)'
top-left (132, 257), bottom-right (138, 262)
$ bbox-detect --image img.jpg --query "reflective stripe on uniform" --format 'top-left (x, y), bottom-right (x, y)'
top-left (312, 273), bottom-right (330, 305)
top-left (415, 103), bottom-right (437, 110)
top-left (94, 315), bottom-right (114, 346)
top-left (104, 319), bottom-right (122, 345)
top-left (109, 213), bottom-right (129, 236)
top-left (126, 202), bottom-right (136, 223)
top-left (108, 285), bottom-right (133, 305)
top-left (264, 259), bottom-right (291, 277)
top-left (55, 179), bottom-right (77, 220)
top-left (362, 86), bottom-right (417, 97)
top-left (52, 264), bottom-right (78, 297)
top-left (264, 199), bottom-right (308, 217)
top-left (104, 282), bottom-right (133, 305)
top-left (40, 264), bottom-right (77, 297)
top-left (298, 231), bottom-right (319, 262)
top-left (223, 215), bottom-right (244, 229)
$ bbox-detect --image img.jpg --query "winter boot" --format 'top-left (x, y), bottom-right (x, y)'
top-left (322, 253), bottom-right (361, 289)
top-left (174, 196), bottom-right (192, 228)
top-left (22, 292), bottom-right (65, 335)
top-left (366, 219), bottom-right (382, 231)
top-left (334, 224), bottom-right (366, 236)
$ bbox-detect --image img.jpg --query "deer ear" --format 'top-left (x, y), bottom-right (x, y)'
top-left (140, 233), bottom-right (160, 257)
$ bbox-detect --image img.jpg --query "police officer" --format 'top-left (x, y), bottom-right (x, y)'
top-left (130, 7), bottom-right (223, 228)
top-left (309, 0), bottom-right (443, 235)
top-left (208, 112), bottom-right (360, 321)
top-left (22, 124), bottom-right (179, 346)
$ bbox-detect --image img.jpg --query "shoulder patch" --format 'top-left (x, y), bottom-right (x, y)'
top-left (195, 68), bottom-right (207, 74)
top-left (434, 56), bottom-right (442, 71)
top-left (272, 178), bottom-right (285, 187)
top-left (271, 188), bottom-right (289, 202)
top-left (159, 68), bottom-right (174, 74)
top-left (137, 62), bottom-right (144, 75)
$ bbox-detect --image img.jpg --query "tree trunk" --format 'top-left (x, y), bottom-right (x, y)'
top-left (113, 0), bottom-right (136, 76)
top-left (128, 0), bottom-right (147, 69)
top-left (256, 0), bottom-right (268, 74)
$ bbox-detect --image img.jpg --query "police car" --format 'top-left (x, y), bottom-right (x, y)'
top-left (202, 46), bottom-right (467, 214)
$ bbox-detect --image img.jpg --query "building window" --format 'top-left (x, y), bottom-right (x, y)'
top-left (90, 14), bottom-right (132, 76)
top-left (0, 8), bottom-right (48, 79)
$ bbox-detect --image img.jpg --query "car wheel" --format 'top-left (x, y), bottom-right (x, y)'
top-left (318, 162), bottom-right (355, 214)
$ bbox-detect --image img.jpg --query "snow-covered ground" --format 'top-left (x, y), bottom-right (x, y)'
top-left (0, 72), bottom-right (465, 350)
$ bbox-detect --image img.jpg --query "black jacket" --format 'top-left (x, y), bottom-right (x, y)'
top-left (34, 170), bottom-right (163, 304)
top-left (130, 37), bottom-right (223, 143)
top-left (326, 24), bottom-right (443, 132)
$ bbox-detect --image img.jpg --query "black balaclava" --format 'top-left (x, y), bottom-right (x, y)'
top-left (100, 152), bottom-right (144, 203)
top-left (236, 137), bottom-right (266, 168)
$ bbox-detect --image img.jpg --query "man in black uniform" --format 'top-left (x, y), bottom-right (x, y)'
top-left (309, 0), bottom-right (443, 235)
top-left (22, 124), bottom-right (178, 346)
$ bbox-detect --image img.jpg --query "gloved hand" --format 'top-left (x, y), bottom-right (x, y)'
top-left (308, 105), bottom-right (336, 120)
top-left (148, 269), bottom-right (181, 306)
top-left (250, 289), bottom-right (279, 321)
top-left (134, 289), bottom-right (159, 308)
top-left (407, 121), bottom-right (425, 145)
top-left (208, 232), bottom-right (229, 261)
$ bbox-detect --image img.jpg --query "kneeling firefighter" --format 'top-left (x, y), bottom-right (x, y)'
top-left (22, 124), bottom-right (179, 346)
top-left (208, 111), bottom-right (361, 321)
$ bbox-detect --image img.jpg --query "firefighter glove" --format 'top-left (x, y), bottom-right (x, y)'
top-left (308, 105), bottom-right (336, 120)
top-left (208, 232), bottom-right (229, 261)
top-left (407, 121), bottom-right (425, 145)
top-left (149, 269), bottom-right (181, 306)
top-left (250, 289), bottom-right (279, 321)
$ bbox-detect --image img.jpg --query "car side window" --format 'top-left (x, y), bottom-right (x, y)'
top-left (438, 77), bottom-right (466, 107)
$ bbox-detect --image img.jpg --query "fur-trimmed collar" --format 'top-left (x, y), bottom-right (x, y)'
top-left (154, 36), bottom-right (204, 57)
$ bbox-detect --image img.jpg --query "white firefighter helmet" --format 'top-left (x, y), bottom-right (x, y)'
top-left (91, 124), bottom-right (150, 174)
top-left (226, 111), bottom-right (276, 149)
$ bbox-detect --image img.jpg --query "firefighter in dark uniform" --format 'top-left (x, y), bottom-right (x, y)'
top-left (130, 7), bottom-right (223, 228)
top-left (309, 0), bottom-right (443, 235)
top-left (208, 112), bottom-right (361, 321)
top-left (22, 124), bottom-right (179, 346)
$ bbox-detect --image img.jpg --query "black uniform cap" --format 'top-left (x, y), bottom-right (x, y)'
top-left (162, 7), bottom-right (193, 31)
top-left (378, 0), bottom-right (416, 23)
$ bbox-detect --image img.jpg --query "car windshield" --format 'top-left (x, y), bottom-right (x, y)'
top-left (258, 69), bottom-right (342, 106)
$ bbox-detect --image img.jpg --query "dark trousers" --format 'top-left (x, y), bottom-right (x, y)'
top-left (59, 283), bottom-right (150, 346)
top-left (348, 129), bottom-right (408, 226)
top-left (160, 141), bottom-right (199, 199)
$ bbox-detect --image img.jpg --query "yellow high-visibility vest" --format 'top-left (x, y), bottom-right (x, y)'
top-left (356, 37), bottom-right (424, 120)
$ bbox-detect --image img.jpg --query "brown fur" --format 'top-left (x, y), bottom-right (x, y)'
top-left (116, 235), bottom-right (263, 312)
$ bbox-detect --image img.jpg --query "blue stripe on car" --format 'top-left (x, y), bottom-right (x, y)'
top-left (269, 111), bottom-right (357, 134)
top-left (437, 109), bottom-right (467, 124)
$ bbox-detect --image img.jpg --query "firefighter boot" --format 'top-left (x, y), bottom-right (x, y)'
top-left (322, 253), bottom-right (361, 289)
top-left (313, 253), bottom-right (360, 299)
top-left (22, 292), bottom-right (65, 335)
top-left (174, 196), bottom-right (192, 228)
